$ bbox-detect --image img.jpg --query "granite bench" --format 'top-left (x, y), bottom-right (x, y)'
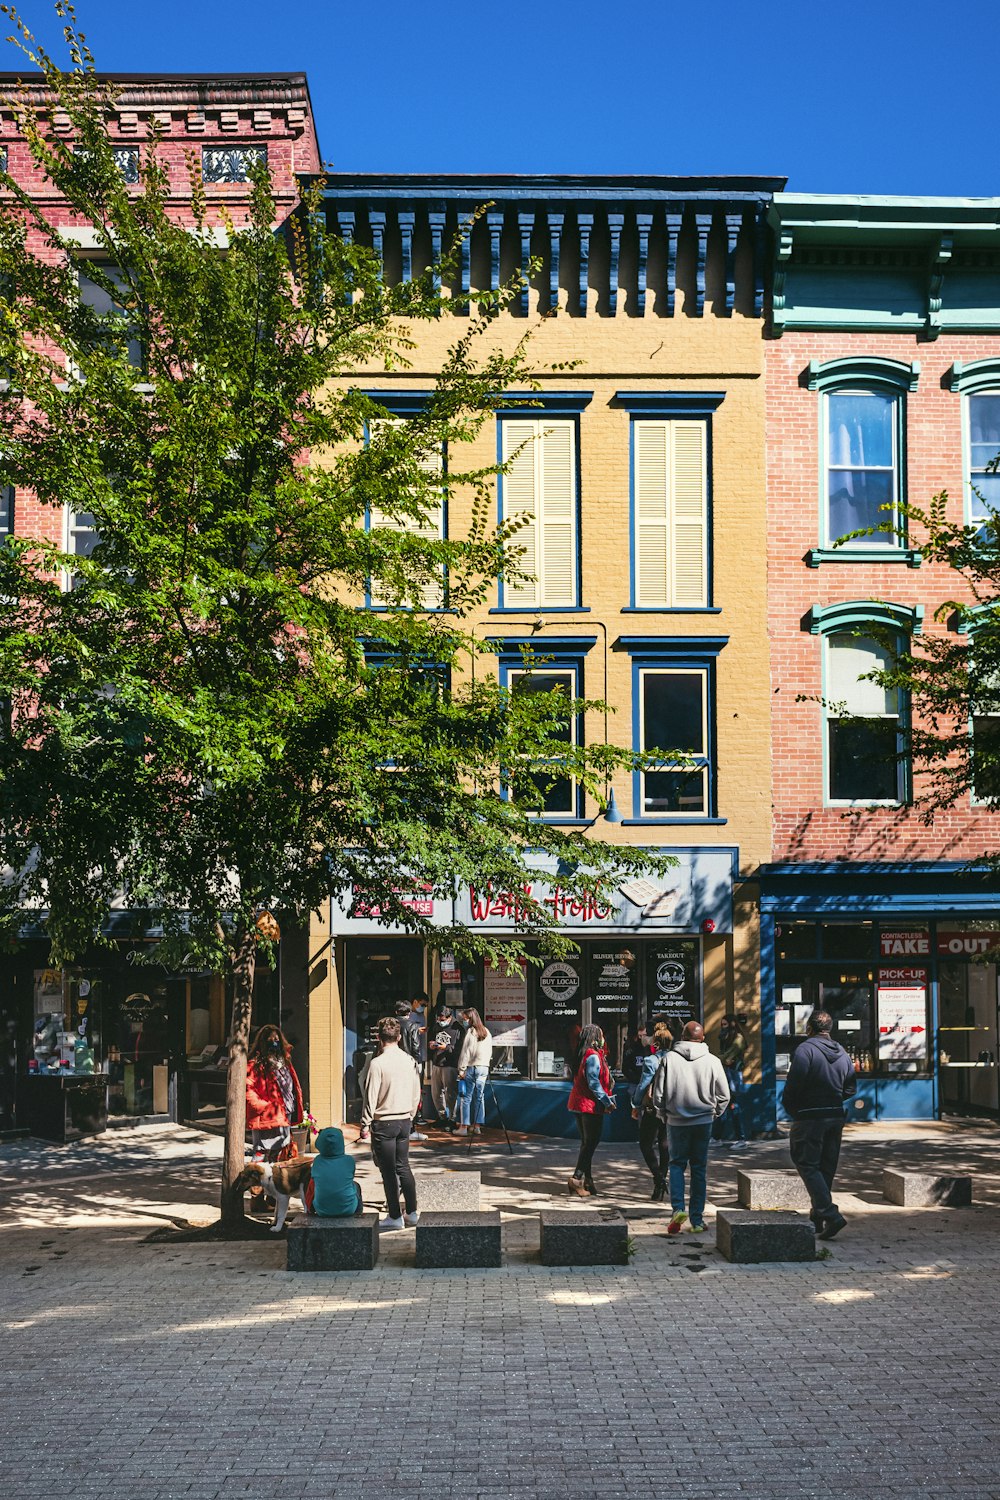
top-left (415, 1210), bottom-right (502, 1268)
top-left (539, 1208), bottom-right (630, 1267)
top-left (414, 1170), bottom-right (481, 1212)
top-left (716, 1209), bottom-right (816, 1264)
top-left (882, 1169), bottom-right (973, 1208)
top-left (286, 1212), bottom-right (379, 1271)
top-left (736, 1170), bottom-right (812, 1212)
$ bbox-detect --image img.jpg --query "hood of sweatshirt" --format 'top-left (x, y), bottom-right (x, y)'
top-left (807, 1034), bottom-right (844, 1060)
top-left (315, 1126), bottom-right (344, 1158)
top-left (673, 1040), bottom-right (709, 1062)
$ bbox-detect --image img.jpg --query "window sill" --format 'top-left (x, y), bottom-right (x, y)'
top-left (621, 606), bottom-right (722, 615)
top-left (806, 546), bottom-right (923, 569)
top-left (489, 606), bottom-right (591, 614)
top-left (824, 800), bottom-right (904, 810)
top-left (527, 817), bottom-right (591, 826)
top-left (622, 817), bottom-right (728, 826)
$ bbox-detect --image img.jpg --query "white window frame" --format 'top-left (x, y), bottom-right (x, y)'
top-left (507, 663), bottom-right (579, 818)
top-left (964, 390), bottom-right (1000, 538)
top-left (638, 665), bottom-right (710, 818)
top-left (823, 388), bottom-right (900, 549)
top-left (499, 417), bottom-right (578, 609)
top-left (823, 633), bottom-right (905, 806)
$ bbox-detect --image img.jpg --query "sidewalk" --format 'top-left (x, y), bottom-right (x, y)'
top-left (1, 1118), bottom-right (999, 1498)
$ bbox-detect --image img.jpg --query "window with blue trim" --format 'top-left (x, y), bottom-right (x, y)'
top-left (362, 405), bottom-right (445, 610)
top-left (508, 665), bottom-right (579, 816)
top-left (621, 637), bottom-right (726, 821)
top-left (499, 404), bottom-right (586, 610)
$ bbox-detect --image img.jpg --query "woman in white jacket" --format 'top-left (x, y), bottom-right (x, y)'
top-left (456, 1008), bottom-right (493, 1137)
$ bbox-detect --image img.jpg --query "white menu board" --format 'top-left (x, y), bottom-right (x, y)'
top-left (483, 957), bottom-right (528, 1047)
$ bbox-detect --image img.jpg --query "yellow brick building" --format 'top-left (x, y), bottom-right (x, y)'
top-left (308, 176), bottom-right (781, 1137)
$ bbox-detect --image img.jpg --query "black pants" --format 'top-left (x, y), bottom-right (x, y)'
top-left (638, 1109), bottom-right (667, 1185)
top-left (789, 1118), bottom-right (844, 1222)
top-left (371, 1118), bottom-right (417, 1220)
top-left (573, 1112), bottom-right (605, 1181)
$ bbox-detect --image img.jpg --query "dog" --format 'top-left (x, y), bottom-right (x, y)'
top-left (235, 1156), bottom-right (315, 1232)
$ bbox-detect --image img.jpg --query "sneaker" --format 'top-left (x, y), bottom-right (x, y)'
top-left (731, 1139), bottom-right (750, 1151)
top-left (379, 1215), bottom-right (405, 1231)
top-left (454, 1126), bottom-right (468, 1137)
top-left (690, 1221), bottom-right (707, 1234)
top-left (667, 1211), bottom-right (688, 1236)
top-left (817, 1211), bottom-right (847, 1241)
top-left (403, 1210), bottom-right (420, 1227)
top-left (410, 1132), bottom-right (428, 1142)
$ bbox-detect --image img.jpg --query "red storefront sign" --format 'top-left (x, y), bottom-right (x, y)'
top-left (468, 883), bottom-right (613, 924)
top-left (937, 931), bottom-right (1000, 957)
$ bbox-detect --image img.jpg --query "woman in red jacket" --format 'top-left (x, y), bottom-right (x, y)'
top-left (566, 1024), bottom-right (616, 1197)
top-left (246, 1024), bottom-right (304, 1161)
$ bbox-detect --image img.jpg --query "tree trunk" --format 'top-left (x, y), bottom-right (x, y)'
top-left (220, 924), bottom-right (256, 1226)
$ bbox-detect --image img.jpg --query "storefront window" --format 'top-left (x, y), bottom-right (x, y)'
top-left (820, 922), bottom-right (875, 960)
top-left (534, 955), bottom-right (585, 1078)
top-left (483, 955), bottom-right (528, 1078)
top-left (644, 940), bottom-right (700, 1034)
top-left (591, 946), bottom-right (638, 1072)
top-left (775, 921), bottom-right (816, 961)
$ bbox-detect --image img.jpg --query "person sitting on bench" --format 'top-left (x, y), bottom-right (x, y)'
top-left (306, 1127), bottom-right (363, 1217)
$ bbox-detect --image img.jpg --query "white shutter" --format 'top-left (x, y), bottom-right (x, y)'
top-left (502, 421), bottom-right (540, 607)
top-left (670, 421), bottom-right (707, 607)
top-left (538, 419), bottom-right (576, 607)
top-left (827, 635), bottom-right (895, 715)
top-left (633, 420), bottom-right (707, 608)
top-left (634, 420), bottom-right (670, 607)
top-left (367, 416), bottom-right (444, 608)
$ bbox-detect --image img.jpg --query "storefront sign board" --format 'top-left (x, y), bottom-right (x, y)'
top-left (483, 957), bottom-right (527, 1047)
top-left (877, 967), bottom-right (928, 1064)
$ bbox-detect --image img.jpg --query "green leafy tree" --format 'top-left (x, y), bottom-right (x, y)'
top-left (0, 12), bottom-right (666, 1224)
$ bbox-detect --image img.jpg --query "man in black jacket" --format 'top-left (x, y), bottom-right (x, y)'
top-left (782, 1010), bottom-right (857, 1240)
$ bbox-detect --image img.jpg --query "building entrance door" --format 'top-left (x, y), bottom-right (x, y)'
top-left (938, 959), bottom-right (999, 1117)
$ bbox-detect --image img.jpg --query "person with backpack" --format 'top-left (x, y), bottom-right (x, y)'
top-left (782, 1009), bottom-right (857, 1241)
top-left (620, 1024), bottom-right (650, 1088)
top-left (566, 1024), bottom-right (616, 1197)
top-left (400, 993), bottom-right (429, 1141)
top-left (651, 1020), bottom-right (730, 1234)
top-left (632, 1020), bottom-right (673, 1200)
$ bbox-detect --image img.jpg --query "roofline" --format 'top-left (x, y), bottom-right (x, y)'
top-left (0, 70), bottom-right (311, 83)
top-left (319, 172), bottom-right (785, 194)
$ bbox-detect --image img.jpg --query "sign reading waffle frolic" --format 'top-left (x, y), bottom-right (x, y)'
top-left (876, 966), bottom-right (929, 1066)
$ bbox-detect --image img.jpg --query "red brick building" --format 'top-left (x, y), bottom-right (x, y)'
top-left (761, 194), bottom-right (1000, 1124)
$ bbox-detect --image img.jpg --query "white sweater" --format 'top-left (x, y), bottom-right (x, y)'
top-left (458, 1029), bottom-right (494, 1072)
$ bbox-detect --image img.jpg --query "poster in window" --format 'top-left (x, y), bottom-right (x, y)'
top-left (644, 941), bottom-right (699, 1030)
top-left (535, 956), bottom-right (584, 1077)
top-left (592, 946), bottom-right (637, 1070)
top-left (876, 967), bottom-right (929, 1066)
top-left (483, 957), bottom-right (527, 1047)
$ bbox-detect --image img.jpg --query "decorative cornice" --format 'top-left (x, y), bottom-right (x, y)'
top-left (614, 391), bottom-right (726, 418)
top-left (806, 600), bottom-right (924, 636)
top-left (950, 358), bottom-right (1000, 394)
top-left (806, 356), bottom-right (921, 394)
top-left (617, 635), bottom-right (729, 656)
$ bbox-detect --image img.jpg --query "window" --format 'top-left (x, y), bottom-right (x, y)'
top-left (970, 642), bottom-right (1000, 804)
top-left (631, 419), bottom-right (708, 607)
top-left (78, 262), bottom-right (142, 369)
top-left (364, 415), bottom-right (445, 610)
top-left (112, 147), bottom-right (139, 184)
top-left (201, 146), bottom-right (267, 184)
top-left (967, 392), bottom-right (1000, 540)
top-left (825, 634), bottom-right (903, 803)
top-left (65, 506), bottom-right (100, 560)
top-left (500, 418), bottom-right (578, 608)
top-left (508, 666), bottom-right (578, 817)
top-left (639, 667), bottom-right (711, 816)
top-left (825, 390), bottom-right (898, 544)
top-left (0, 485), bottom-right (12, 542)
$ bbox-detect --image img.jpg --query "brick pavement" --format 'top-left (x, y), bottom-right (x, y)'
top-left (2, 1119), bottom-right (1000, 1498)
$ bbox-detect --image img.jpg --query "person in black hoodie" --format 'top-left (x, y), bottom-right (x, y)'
top-left (782, 1010), bottom-right (857, 1240)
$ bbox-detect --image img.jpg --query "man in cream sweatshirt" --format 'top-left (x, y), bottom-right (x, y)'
top-left (361, 1016), bottom-right (422, 1230)
top-left (650, 1021), bottom-right (730, 1235)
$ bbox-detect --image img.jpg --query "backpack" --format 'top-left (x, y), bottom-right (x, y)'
top-left (621, 1041), bottom-right (646, 1086)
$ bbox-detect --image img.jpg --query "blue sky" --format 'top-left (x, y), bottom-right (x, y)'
top-left (20, 0), bottom-right (1000, 195)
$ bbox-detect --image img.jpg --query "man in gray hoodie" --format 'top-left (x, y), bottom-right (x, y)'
top-left (651, 1021), bottom-right (730, 1234)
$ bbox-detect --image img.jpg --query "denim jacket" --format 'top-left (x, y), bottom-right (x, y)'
top-left (632, 1047), bottom-right (669, 1109)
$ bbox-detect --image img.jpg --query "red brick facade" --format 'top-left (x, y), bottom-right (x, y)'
top-left (766, 330), bottom-right (1000, 864)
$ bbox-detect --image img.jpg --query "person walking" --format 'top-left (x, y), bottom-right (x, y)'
top-left (455, 1007), bottom-right (493, 1136)
top-left (566, 1023), bottom-right (616, 1197)
top-left (651, 1020), bottom-right (729, 1234)
top-left (632, 1020), bottom-right (673, 1200)
top-left (428, 1003), bottom-right (462, 1128)
top-left (717, 1013), bottom-right (750, 1149)
top-left (782, 1009), bottom-right (857, 1240)
top-left (361, 1016), bottom-right (422, 1231)
top-left (400, 993), bottom-right (430, 1141)
top-left (245, 1024), bottom-right (304, 1161)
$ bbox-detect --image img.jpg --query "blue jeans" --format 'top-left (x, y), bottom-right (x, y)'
top-left (460, 1065), bottom-right (489, 1126)
top-left (668, 1121), bottom-right (713, 1224)
top-left (721, 1065), bottom-right (748, 1141)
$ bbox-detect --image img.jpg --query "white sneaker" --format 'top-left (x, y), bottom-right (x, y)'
top-left (454, 1126), bottom-right (468, 1136)
top-left (379, 1215), bottom-right (404, 1231)
top-left (404, 1210), bottom-right (420, 1226)
top-left (410, 1131), bottom-right (428, 1142)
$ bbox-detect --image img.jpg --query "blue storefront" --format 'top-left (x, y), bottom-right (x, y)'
top-left (759, 863), bottom-right (1000, 1127)
top-left (335, 849), bottom-right (739, 1139)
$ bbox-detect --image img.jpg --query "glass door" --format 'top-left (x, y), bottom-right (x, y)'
top-left (938, 960), bottom-right (999, 1116)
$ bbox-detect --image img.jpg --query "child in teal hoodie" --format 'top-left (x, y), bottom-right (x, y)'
top-left (308, 1127), bottom-right (363, 1217)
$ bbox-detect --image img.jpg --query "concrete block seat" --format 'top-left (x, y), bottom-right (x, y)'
top-left (716, 1209), bottom-right (816, 1264)
top-left (737, 1170), bottom-right (812, 1212)
top-left (883, 1169), bottom-right (973, 1208)
top-left (287, 1212), bottom-right (379, 1271)
top-left (415, 1211), bottom-right (502, 1268)
top-left (539, 1208), bottom-right (629, 1267)
top-left (414, 1170), bottom-right (481, 1212)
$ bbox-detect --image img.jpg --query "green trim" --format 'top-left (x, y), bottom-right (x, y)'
top-left (950, 359), bottom-right (1000, 394)
top-left (806, 546), bottom-right (922, 569)
top-left (807, 600), bottom-right (924, 637)
top-left (807, 357), bottom-right (920, 394)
